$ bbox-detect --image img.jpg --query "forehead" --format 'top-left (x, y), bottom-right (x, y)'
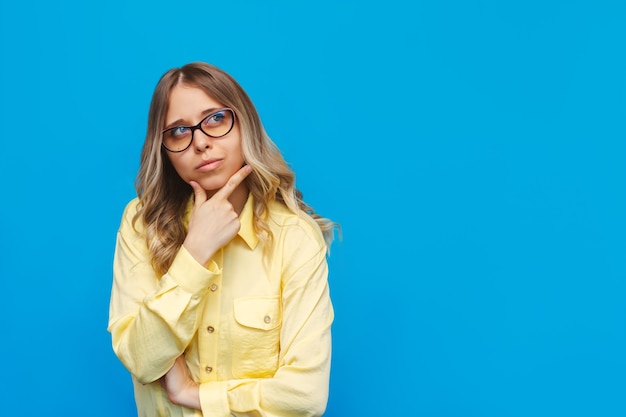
top-left (165, 84), bottom-right (223, 123)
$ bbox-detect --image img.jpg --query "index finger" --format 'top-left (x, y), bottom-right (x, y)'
top-left (213, 164), bottom-right (253, 200)
top-left (189, 180), bottom-right (208, 208)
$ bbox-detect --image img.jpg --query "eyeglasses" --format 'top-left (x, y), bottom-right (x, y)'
top-left (161, 108), bottom-right (235, 152)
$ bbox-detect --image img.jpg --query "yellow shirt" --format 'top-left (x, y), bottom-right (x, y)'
top-left (108, 194), bottom-right (333, 417)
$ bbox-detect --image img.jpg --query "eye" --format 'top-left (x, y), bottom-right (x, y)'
top-left (169, 126), bottom-right (190, 138)
top-left (203, 111), bottom-right (226, 127)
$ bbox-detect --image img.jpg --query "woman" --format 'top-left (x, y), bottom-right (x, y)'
top-left (108, 62), bottom-right (337, 417)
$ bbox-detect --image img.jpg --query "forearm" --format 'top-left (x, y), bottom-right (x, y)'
top-left (198, 272), bottom-right (333, 416)
top-left (110, 244), bottom-right (218, 383)
top-left (162, 347), bottom-right (331, 416)
top-left (171, 385), bottom-right (201, 410)
top-left (163, 356), bottom-right (202, 410)
top-left (111, 300), bottom-right (200, 383)
top-left (197, 340), bottom-right (332, 417)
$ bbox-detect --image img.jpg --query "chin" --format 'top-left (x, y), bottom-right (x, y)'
top-left (198, 178), bottom-right (226, 192)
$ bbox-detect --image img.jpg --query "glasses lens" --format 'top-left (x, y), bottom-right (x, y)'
top-left (199, 109), bottom-right (234, 138)
top-left (163, 127), bottom-right (192, 152)
top-left (162, 109), bottom-right (235, 152)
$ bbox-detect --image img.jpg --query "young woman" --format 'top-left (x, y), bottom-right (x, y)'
top-left (108, 62), bottom-right (337, 417)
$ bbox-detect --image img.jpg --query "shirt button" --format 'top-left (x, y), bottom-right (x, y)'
top-left (207, 325), bottom-right (214, 333)
top-left (264, 315), bottom-right (271, 324)
top-left (192, 295), bottom-right (199, 300)
top-left (205, 366), bottom-right (213, 373)
top-left (210, 283), bottom-right (218, 291)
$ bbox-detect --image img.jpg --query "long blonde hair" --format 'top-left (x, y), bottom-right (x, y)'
top-left (134, 62), bottom-right (338, 275)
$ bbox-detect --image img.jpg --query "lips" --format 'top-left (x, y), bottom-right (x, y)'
top-left (196, 158), bottom-right (224, 172)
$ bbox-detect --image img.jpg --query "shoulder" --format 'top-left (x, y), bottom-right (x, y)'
top-left (266, 200), bottom-right (326, 251)
top-left (118, 197), bottom-right (144, 235)
top-left (265, 201), bottom-right (329, 278)
top-left (121, 197), bottom-right (141, 217)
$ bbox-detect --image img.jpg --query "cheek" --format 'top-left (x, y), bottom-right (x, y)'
top-left (232, 149), bottom-right (245, 168)
top-left (167, 154), bottom-right (190, 180)
top-left (229, 135), bottom-right (245, 162)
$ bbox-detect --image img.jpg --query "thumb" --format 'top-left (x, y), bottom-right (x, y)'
top-left (189, 181), bottom-right (208, 207)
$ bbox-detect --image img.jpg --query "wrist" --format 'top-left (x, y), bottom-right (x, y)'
top-left (173, 380), bottom-right (200, 409)
top-left (182, 241), bottom-right (216, 267)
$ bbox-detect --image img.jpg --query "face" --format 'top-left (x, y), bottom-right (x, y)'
top-left (163, 84), bottom-right (245, 196)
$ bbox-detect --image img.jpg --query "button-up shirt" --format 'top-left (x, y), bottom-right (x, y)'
top-left (108, 194), bottom-right (333, 417)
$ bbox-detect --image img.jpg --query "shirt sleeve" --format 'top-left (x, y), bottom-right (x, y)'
top-left (107, 200), bottom-right (221, 384)
top-left (198, 224), bottom-right (334, 417)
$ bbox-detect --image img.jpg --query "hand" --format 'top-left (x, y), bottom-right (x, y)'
top-left (184, 165), bottom-right (253, 266)
top-left (161, 356), bottom-right (200, 409)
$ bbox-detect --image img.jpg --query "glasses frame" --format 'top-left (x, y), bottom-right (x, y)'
top-left (161, 108), bottom-right (236, 153)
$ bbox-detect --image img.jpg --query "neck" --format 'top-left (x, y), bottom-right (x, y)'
top-left (228, 183), bottom-right (249, 216)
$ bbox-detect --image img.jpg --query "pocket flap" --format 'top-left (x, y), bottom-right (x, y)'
top-left (234, 296), bottom-right (281, 330)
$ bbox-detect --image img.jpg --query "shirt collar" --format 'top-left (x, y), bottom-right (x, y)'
top-left (238, 193), bottom-right (258, 249)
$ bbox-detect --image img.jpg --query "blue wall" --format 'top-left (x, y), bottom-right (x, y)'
top-left (1, 1), bottom-right (624, 416)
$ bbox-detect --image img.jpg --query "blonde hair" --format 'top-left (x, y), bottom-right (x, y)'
top-left (134, 62), bottom-right (338, 275)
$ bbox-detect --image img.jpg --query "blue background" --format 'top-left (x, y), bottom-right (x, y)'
top-left (1, 1), bottom-right (624, 416)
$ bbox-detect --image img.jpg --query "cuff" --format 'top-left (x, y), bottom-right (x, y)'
top-left (167, 246), bottom-right (222, 294)
top-left (199, 381), bottom-right (230, 417)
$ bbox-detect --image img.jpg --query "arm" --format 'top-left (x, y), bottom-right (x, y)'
top-left (162, 227), bottom-right (334, 417)
top-left (107, 200), bottom-right (219, 383)
top-left (108, 167), bottom-right (252, 383)
top-left (162, 356), bottom-right (201, 408)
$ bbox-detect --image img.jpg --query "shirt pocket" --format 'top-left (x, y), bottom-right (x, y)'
top-left (232, 296), bottom-right (282, 378)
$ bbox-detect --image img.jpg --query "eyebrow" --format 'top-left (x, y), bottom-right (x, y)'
top-left (163, 107), bottom-right (223, 130)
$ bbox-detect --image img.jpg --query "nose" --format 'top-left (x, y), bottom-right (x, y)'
top-left (192, 128), bottom-right (212, 151)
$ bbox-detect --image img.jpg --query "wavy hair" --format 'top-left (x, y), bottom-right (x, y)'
top-left (133, 62), bottom-right (338, 275)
